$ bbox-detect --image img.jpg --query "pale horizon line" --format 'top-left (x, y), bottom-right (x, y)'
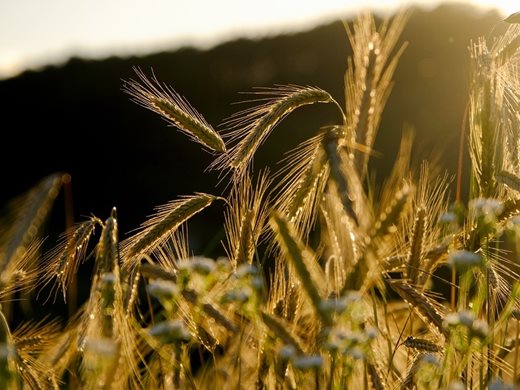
top-left (0, 1), bottom-right (508, 81)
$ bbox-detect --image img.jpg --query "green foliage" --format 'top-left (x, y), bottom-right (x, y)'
top-left (2, 9), bottom-right (520, 389)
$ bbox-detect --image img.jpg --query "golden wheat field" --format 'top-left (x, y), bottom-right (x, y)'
top-left (3, 9), bottom-right (520, 389)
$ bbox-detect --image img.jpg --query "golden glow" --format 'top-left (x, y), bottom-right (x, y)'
top-left (468, 0), bottom-right (518, 14)
top-left (0, 0), bottom-right (518, 79)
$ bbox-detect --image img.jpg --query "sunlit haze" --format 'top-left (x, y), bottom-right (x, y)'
top-left (1, 0), bottom-right (517, 79)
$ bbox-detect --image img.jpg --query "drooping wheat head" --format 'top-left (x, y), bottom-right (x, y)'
top-left (123, 67), bottom-right (226, 153)
top-left (212, 85), bottom-right (342, 179)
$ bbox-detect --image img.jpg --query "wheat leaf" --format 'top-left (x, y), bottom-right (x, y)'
top-left (269, 211), bottom-right (330, 326)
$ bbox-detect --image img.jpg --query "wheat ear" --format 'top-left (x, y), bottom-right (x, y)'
top-left (213, 85), bottom-right (339, 176)
top-left (493, 24), bottom-right (520, 68)
top-left (123, 67), bottom-right (226, 153)
top-left (224, 172), bottom-right (270, 267)
top-left (96, 213), bottom-right (140, 387)
top-left (403, 336), bottom-right (441, 353)
top-left (181, 289), bottom-right (239, 334)
top-left (140, 262), bottom-right (177, 282)
top-left (273, 132), bottom-right (329, 238)
top-left (124, 193), bottom-right (219, 260)
top-left (496, 170), bottom-right (520, 193)
top-left (0, 173), bottom-right (64, 276)
top-left (93, 210), bottom-right (122, 337)
top-left (344, 11), bottom-right (408, 179)
top-left (95, 211), bottom-right (143, 388)
top-left (12, 318), bottom-right (61, 388)
top-left (369, 182), bottom-right (410, 241)
top-left (41, 216), bottom-right (102, 301)
top-left (367, 362), bottom-right (385, 390)
top-left (269, 262), bottom-right (300, 323)
top-left (406, 207), bottom-right (426, 284)
top-left (0, 239), bottom-right (43, 300)
top-left (95, 207), bottom-right (120, 274)
top-left (387, 280), bottom-right (447, 337)
top-left (321, 192), bottom-right (358, 294)
top-left (81, 212), bottom-right (125, 388)
top-left (81, 274), bottom-right (124, 389)
top-left (98, 273), bottom-right (118, 339)
top-left (260, 311), bottom-right (305, 355)
top-left (401, 353), bottom-right (433, 389)
top-left (468, 36), bottom-right (509, 198)
top-left (323, 128), bottom-right (359, 225)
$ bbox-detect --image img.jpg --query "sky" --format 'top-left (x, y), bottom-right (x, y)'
top-left (0, 0), bottom-right (518, 80)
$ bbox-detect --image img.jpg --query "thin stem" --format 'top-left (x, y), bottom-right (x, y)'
top-left (328, 354), bottom-right (336, 390)
top-left (515, 320), bottom-right (520, 382)
top-left (451, 268), bottom-right (457, 311)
